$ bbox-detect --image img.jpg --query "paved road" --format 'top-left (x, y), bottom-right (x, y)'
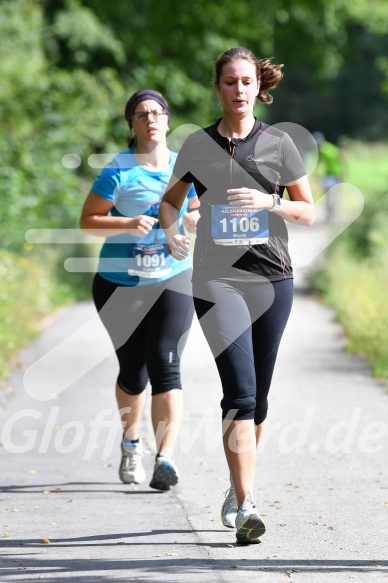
top-left (1, 217), bottom-right (387, 582)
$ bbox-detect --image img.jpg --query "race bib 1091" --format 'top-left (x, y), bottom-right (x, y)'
top-left (211, 205), bottom-right (269, 246)
top-left (128, 243), bottom-right (173, 278)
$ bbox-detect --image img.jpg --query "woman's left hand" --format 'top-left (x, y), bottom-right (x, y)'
top-left (227, 187), bottom-right (273, 210)
top-left (167, 234), bottom-right (191, 260)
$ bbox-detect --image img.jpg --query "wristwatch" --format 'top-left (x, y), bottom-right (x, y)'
top-left (269, 193), bottom-right (281, 212)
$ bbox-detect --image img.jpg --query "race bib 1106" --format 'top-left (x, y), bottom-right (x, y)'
top-left (211, 205), bottom-right (269, 245)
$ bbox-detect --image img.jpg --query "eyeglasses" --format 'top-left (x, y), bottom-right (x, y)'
top-left (131, 109), bottom-right (167, 122)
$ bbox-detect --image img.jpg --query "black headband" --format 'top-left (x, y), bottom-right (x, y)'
top-left (125, 90), bottom-right (170, 125)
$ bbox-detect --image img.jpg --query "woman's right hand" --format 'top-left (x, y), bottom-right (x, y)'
top-left (128, 215), bottom-right (159, 237)
top-left (167, 235), bottom-right (191, 260)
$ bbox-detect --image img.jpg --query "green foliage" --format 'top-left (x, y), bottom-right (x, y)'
top-left (311, 142), bottom-right (388, 378)
top-left (0, 249), bottom-right (85, 378)
top-left (346, 0), bottom-right (388, 35)
top-left (341, 141), bottom-right (388, 195)
top-left (85, 0), bottom-right (353, 126)
top-left (312, 244), bottom-right (388, 378)
top-left (52, 0), bottom-right (125, 66)
top-left (0, 0), bottom-right (124, 379)
top-left (0, 0), bottom-right (127, 252)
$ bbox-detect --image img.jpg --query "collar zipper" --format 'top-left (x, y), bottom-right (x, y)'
top-left (228, 140), bottom-right (236, 187)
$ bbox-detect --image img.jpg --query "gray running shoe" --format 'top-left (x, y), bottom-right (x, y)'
top-left (221, 486), bottom-right (238, 528)
top-left (119, 438), bottom-right (146, 485)
top-left (149, 451), bottom-right (179, 491)
top-left (235, 490), bottom-right (266, 544)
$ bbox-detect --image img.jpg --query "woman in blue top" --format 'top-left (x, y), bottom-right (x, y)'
top-left (80, 89), bottom-right (199, 491)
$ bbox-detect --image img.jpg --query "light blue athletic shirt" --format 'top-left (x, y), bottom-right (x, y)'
top-left (91, 148), bottom-right (196, 286)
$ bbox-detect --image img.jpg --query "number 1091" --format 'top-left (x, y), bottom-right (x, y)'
top-left (135, 253), bottom-right (166, 268)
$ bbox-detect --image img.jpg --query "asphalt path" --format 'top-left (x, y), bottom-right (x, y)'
top-left (1, 215), bottom-right (388, 582)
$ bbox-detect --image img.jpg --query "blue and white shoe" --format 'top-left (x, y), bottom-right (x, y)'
top-left (149, 451), bottom-right (179, 491)
top-left (235, 490), bottom-right (266, 543)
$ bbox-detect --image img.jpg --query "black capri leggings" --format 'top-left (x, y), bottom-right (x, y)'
top-left (193, 277), bottom-right (293, 425)
top-left (92, 270), bottom-right (194, 395)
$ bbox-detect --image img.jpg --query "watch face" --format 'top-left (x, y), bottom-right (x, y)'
top-left (274, 194), bottom-right (281, 207)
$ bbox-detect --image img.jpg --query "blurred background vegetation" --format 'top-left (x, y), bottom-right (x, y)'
top-left (1, 0), bottom-right (387, 379)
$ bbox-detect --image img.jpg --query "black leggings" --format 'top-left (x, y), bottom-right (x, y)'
top-left (193, 277), bottom-right (293, 425)
top-left (92, 271), bottom-right (194, 395)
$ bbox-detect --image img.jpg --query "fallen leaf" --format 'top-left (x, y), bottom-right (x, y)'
top-left (153, 554), bottom-right (162, 557)
top-left (42, 491), bottom-right (51, 495)
top-left (383, 503), bottom-right (388, 507)
top-left (11, 509), bottom-right (20, 512)
top-left (230, 563), bottom-right (240, 569)
top-left (328, 525), bottom-right (337, 530)
top-left (3, 533), bottom-right (10, 537)
top-left (49, 523), bottom-right (57, 526)
top-left (34, 506), bottom-right (41, 509)
top-left (166, 552), bottom-right (178, 556)
top-left (42, 538), bottom-right (50, 544)
top-left (274, 500), bottom-right (281, 504)
top-left (29, 470), bottom-right (37, 474)
top-left (226, 544), bottom-right (234, 548)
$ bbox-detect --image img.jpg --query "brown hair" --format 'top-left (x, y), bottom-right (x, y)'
top-left (213, 47), bottom-right (283, 105)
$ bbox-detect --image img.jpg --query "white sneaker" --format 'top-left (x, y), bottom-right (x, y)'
top-left (235, 490), bottom-right (266, 543)
top-left (149, 451), bottom-right (179, 491)
top-left (221, 486), bottom-right (238, 528)
top-left (119, 438), bottom-right (146, 485)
